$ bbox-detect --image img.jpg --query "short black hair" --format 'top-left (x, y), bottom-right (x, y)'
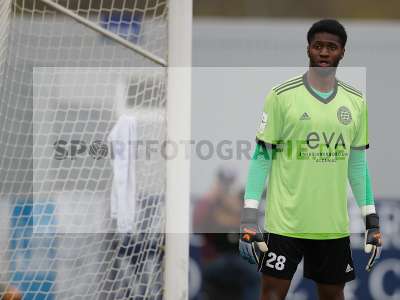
top-left (307, 19), bottom-right (347, 47)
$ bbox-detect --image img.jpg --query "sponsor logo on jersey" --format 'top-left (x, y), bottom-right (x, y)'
top-left (306, 132), bottom-right (346, 150)
top-left (269, 131), bottom-right (349, 163)
top-left (337, 106), bottom-right (352, 125)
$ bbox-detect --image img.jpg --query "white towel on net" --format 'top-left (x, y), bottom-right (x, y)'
top-left (108, 114), bottom-right (137, 233)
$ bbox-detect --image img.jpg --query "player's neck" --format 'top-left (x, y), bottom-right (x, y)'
top-left (306, 69), bottom-right (336, 92)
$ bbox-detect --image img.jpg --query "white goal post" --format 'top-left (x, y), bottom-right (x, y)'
top-left (0, 0), bottom-right (191, 299)
top-left (165, 0), bottom-right (192, 299)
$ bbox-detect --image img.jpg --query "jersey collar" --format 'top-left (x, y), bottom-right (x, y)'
top-left (302, 73), bottom-right (338, 104)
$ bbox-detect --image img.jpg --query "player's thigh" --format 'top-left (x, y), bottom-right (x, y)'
top-left (316, 282), bottom-right (345, 300)
top-left (258, 233), bottom-right (303, 280)
top-left (303, 237), bottom-right (355, 284)
top-left (260, 274), bottom-right (291, 300)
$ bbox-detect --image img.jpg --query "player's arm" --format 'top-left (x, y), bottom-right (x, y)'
top-left (348, 100), bottom-right (382, 271)
top-left (239, 142), bottom-right (272, 264)
top-left (348, 148), bottom-right (382, 272)
top-left (349, 99), bottom-right (382, 272)
top-left (239, 90), bottom-right (282, 264)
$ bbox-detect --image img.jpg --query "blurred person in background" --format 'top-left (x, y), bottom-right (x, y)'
top-left (193, 167), bottom-right (261, 300)
top-left (0, 283), bottom-right (22, 300)
top-left (239, 19), bottom-right (382, 300)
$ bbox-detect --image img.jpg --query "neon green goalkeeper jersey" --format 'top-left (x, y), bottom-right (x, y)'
top-left (256, 74), bottom-right (369, 239)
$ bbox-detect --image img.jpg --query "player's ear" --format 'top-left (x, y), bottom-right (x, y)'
top-left (307, 45), bottom-right (310, 58)
top-left (340, 48), bottom-right (345, 59)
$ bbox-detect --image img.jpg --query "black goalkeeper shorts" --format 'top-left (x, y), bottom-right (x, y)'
top-left (257, 233), bottom-right (355, 284)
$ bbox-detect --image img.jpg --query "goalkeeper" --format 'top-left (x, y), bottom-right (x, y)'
top-left (239, 19), bottom-right (382, 300)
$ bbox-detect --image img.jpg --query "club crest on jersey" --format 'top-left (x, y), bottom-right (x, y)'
top-left (258, 112), bottom-right (268, 133)
top-left (337, 106), bottom-right (352, 125)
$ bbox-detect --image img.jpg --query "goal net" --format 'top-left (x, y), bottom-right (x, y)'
top-left (0, 1), bottom-right (190, 299)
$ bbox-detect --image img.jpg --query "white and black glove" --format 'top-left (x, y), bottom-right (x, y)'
top-left (365, 213), bottom-right (382, 272)
top-left (239, 207), bottom-right (268, 264)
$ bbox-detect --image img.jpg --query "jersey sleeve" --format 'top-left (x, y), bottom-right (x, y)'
top-left (256, 90), bottom-right (282, 146)
top-left (351, 100), bottom-right (369, 149)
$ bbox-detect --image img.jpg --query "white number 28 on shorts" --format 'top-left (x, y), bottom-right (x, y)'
top-left (265, 252), bottom-right (286, 271)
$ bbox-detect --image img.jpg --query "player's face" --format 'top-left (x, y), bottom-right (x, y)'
top-left (307, 32), bottom-right (345, 76)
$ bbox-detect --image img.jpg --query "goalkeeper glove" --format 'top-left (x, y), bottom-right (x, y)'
top-left (364, 213), bottom-right (382, 272)
top-left (239, 207), bottom-right (268, 265)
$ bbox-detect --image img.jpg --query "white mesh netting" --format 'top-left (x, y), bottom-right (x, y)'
top-left (0, 1), bottom-right (169, 299)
